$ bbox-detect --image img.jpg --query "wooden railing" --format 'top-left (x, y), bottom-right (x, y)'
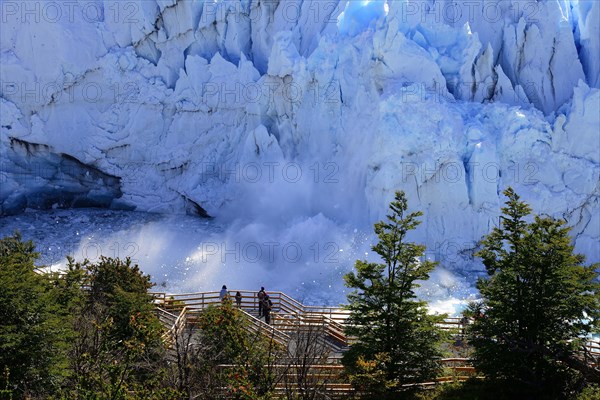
top-left (586, 339), bottom-right (600, 355)
top-left (585, 339), bottom-right (600, 367)
top-left (158, 305), bottom-right (291, 350)
top-left (239, 308), bottom-right (291, 347)
top-left (152, 290), bottom-right (600, 363)
top-left (152, 291), bottom-right (468, 342)
top-left (152, 290), bottom-right (352, 351)
top-left (153, 291), bottom-right (598, 398)
top-left (155, 307), bottom-right (178, 327)
top-left (213, 358), bottom-right (475, 397)
top-left (160, 306), bottom-right (190, 347)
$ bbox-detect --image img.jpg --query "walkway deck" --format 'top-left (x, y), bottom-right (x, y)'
top-left (152, 290), bottom-right (600, 397)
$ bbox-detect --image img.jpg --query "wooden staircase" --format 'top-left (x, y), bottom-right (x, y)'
top-left (152, 290), bottom-right (600, 397)
top-left (152, 290), bottom-right (354, 354)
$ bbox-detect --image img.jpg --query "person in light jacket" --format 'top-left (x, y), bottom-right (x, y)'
top-left (219, 285), bottom-right (229, 301)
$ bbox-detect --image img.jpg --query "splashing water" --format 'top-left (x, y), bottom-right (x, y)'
top-left (0, 208), bottom-right (478, 314)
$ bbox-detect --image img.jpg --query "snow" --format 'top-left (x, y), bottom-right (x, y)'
top-left (1, 0), bottom-right (598, 308)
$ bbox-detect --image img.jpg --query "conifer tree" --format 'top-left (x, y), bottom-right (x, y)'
top-left (0, 233), bottom-right (71, 397)
top-left (471, 187), bottom-right (600, 399)
top-left (343, 191), bottom-right (446, 398)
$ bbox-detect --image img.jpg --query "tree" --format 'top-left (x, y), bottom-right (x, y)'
top-left (0, 235), bottom-right (174, 399)
top-left (0, 233), bottom-right (72, 398)
top-left (342, 191), bottom-right (446, 398)
top-left (166, 301), bottom-right (283, 399)
top-left (199, 301), bottom-right (283, 399)
top-left (470, 187), bottom-right (600, 399)
top-left (61, 256), bottom-right (167, 399)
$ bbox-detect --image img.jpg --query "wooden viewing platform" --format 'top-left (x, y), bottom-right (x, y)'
top-left (152, 290), bottom-right (468, 341)
top-left (151, 290), bottom-right (600, 397)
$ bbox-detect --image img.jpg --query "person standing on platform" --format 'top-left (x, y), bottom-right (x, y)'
top-left (263, 294), bottom-right (273, 325)
top-left (219, 285), bottom-right (229, 301)
top-left (235, 291), bottom-right (242, 307)
top-left (257, 287), bottom-right (266, 317)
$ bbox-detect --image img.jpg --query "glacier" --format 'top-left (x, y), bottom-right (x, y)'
top-left (1, 0), bottom-right (599, 304)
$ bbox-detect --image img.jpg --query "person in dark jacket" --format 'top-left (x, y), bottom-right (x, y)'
top-left (263, 294), bottom-right (273, 325)
top-left (235, 291), bottom-right (242, 307)
top-left (257, 287), bottom-right (266, 317)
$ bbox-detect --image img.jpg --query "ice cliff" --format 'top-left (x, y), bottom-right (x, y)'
top-left (1, 0), bottom-right (599, 271)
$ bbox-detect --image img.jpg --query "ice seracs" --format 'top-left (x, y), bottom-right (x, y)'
top-left (1, 0), bottom-right (598, 271)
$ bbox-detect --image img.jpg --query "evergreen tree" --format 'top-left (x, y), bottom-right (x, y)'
top-left (0, 233), bottom-right (71, 397)
top-left (62, 256), bottom-right (166, 398)
top-left (342, 191), bottom-right (446, 398)
top-left (471, 187), bottom-right (600, 399)
top-left (86, 256), bottom-right (159, 344)
top-left (0, 235), bottom-right (172, 399)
